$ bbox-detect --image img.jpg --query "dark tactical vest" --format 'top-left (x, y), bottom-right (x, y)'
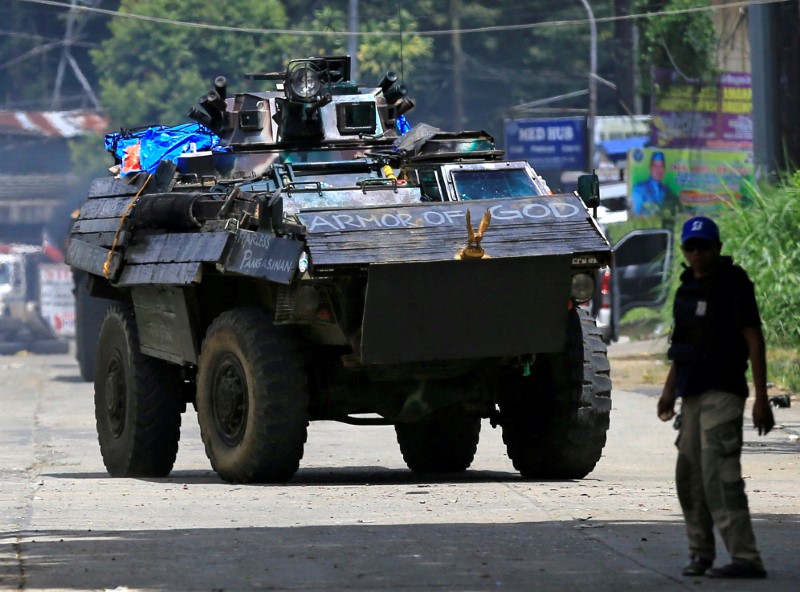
top-left (668, 257), bottom-right (753, 398)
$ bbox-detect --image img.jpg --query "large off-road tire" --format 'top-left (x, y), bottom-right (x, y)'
top-left (196, 308), bottom-right (309, 483)
top-left (395, 407), bottom-right (481, 473)
top-left (74, 271), bottom-right (115, 381)
top-left (499, 308), bottom-right (612, 479)
top-left (94, 305), bottom-right (183, 477)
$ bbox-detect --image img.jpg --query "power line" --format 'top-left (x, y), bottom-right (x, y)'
top-left (0, 28), bottom-right (94, 46)
top-left (17, 0), bottom-right (793, 38)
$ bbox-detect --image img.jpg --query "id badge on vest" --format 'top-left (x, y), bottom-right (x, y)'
top-left (695, 300), bottom-right (707, 317)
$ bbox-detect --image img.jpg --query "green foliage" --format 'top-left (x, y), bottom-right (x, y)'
top-left (3, 1), bottom-right (721, 138)
top-left (283, 4), bottom-right (432, 82)
top-left (412, 0), bottom-right (621, 133)
top-left (767, 348), bottom-right (800, 393)
top-left (91, 0), bottom-right (289, 127)
top-left (68, 135), bottom-right (115, 182)
top-left (356, 11), bottom-right (432, 81)
top-left (790, 168), bottom-right (800, 188)
top-left (89, 0), bottom-right (432, 128)
top-left (605, 214), bottom-right (664, 244)
top-left (716, 176), bottom-right (800, 348)
top-left (635, 0), bottom-right (717, 83)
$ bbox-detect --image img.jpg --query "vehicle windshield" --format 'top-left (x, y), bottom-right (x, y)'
top-left (452, 169), bottom-right (541, 200)
top-left (0, 263), bottom-right (9, 286)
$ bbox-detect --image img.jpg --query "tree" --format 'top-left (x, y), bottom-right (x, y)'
top-left (281, 1), bottom-right (432, 83)
top-left (90, 0), bottom-right (432, 129)
top-left (410, 0), bottom-right (621, 136)
top-left (91, 0), bottom-right (289, 127)
top-left (634, 0), bottom-right (717, 84)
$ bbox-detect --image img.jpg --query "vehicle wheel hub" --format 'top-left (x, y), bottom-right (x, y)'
top-left (105, 355), bottom-right (126, 438)
top-left (212, 354), bottom-right (248, 445)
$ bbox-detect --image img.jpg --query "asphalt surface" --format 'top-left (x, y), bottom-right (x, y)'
top-left (0, 345), bottom-right (798, 592)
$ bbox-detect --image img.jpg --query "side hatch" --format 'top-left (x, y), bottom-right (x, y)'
top-left (610, 229), bottom-right (672, 342)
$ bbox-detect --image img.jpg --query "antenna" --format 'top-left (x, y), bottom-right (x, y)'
top-left (398, 0), bottom-right (404, 84)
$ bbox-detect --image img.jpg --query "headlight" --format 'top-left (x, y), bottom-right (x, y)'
top-left (288, 65), bottom-right (321, 101)
top-left (570, 272), bottom-right (596, 303)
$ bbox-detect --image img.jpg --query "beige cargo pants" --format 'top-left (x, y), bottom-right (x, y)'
top-left (675, 390), bottom-right (763, 566)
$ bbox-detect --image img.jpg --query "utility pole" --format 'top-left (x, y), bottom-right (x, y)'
top-left (612, 0), bottom-right (636, 115)
top-left (347, 0), bottom-right (359, 81)
top-left (632, 23), bottom-right (642, 114)
top-left (748, 3), bottom-right (780, 179)
top-left (579, 0), bottom-right (597, 172)
top-left (51, 0), bottom-right (101, 110)
top-left (52, 0), bottom-right (78, 109)
top-left (450, 0), bottom-right (465, 130)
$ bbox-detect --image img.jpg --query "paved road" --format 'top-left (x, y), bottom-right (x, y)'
top-left (1, 351), bottom-right (797, 591)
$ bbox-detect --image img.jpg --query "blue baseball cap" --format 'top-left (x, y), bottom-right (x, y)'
top-left (681, 216), bottom-right (720, 244)
top-left (651, 151), bottom-right (666, 163)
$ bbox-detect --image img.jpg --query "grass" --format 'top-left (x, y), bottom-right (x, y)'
top-left (717, 174), bottom-right (800, 393)
top-left (610, 170), bottom-right (800, 393)
top-left (767, 348), bottom-right (800, 393)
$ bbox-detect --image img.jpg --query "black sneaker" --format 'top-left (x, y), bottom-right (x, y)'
top-left (682, 554), bottom-right (713, 576)
top-left (706, 561), bottom-right (767, 579)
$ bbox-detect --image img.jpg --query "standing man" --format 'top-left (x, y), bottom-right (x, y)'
top-left (658, 216), bottom-right (774, 579)
top-left (632, 151), bottom-right (672, 216)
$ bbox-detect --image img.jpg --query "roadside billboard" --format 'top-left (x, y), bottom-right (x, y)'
top-left (651, 69), bottom-right (753, 150)
top-left (504, 117), bottom-right (587, 171)
top-left (628, 147), bottom-right (754, 216)
top-left (39, 263), bottom-right (75, 337)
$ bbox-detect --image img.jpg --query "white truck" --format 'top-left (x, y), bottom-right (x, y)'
top-left (0, 244), bottom-right (71, 355)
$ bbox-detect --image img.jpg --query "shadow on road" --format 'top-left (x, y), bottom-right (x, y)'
top-left (744, 440), bottom-right (800, 454)
top-left (50, 375), bottom-right (87, 384)
top-left (42, 467), bottom-right (570, 487)
top-left (4, 515), bottom-right (799, 591)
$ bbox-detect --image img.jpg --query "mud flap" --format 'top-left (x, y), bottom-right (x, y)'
top-left (361, 255), bottom-right (571, 363)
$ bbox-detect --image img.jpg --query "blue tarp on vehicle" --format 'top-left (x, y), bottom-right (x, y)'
top-left (105, 123), bottom-right (223, 176)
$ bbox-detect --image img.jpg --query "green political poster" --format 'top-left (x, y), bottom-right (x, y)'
top-left (627, 147), bottom-right (754, 217)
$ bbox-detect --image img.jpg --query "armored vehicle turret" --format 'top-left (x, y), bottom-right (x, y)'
top-left (69, 56), bottom-right (620, 482)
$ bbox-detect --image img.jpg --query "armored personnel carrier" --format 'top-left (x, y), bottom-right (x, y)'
top-left (69, 55), bottom-right (621, 483)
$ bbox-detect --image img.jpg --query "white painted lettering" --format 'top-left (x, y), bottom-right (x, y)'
top-left (308, 216), bottom-right (340, 232)
top-left (423, 211), bottom-right (446, 225)
top-left (442, 210), bottom-right (466, 224)
top-left (381, 213), bottom-right (403, 227)
top-left (332, 214), bottom-right (361, 229)
top-left (548, 201), bottom-right (580, 218)
top-left (241, 249), bottom-right (264, 269)
top-left (396, 213), bottom-right (414, 227)
top-left (522, 203), bottom-right (551, 218)
top-left (236, 231), bottom-right (272, 249)
top-left (267, 258), bottom-right (293, 272)
top-left (302, 197), bottom-right (582, 232)
top-left (356, 214), bottom-right (382, 228)
top-left (489, 204), bottom-right (524, 221)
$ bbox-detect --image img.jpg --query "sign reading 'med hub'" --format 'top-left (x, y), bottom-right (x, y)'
top-left (504, 117), bottom-right (587, 171)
